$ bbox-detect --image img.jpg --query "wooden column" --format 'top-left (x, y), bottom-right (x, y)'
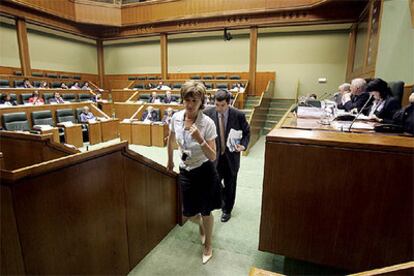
top-left (16, 18), bottom-right (31, 77)
top-left (249, 27), bottom-right (258, 95)
top-left (97, 39), bottom-right (105, 88)
top-left (160, 33), bottom-right (168, 79)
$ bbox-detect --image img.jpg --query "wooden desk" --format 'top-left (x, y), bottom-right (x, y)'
top-left (260, 126), bottom-right (414, 272)
top-left (87, 122), bottom-right (102, 145)
top-left (40, 127), bottom-right (60, 144)
top-left (100, 119), bottom-right (119, 142)
top-left (61, 124), bottom-right (83, 148)
top-left (131, 122), bottom-right (151, 146)
top-left (119, 121), bottom-right (132, 144)
top-left (151, 123), bottom-right (169, 147)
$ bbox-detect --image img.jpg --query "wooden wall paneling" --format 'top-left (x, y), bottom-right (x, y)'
top-left (160, 33), bottom-right (168, 80)
top-left (0, 185), bottom-right (25, 275)
top-left (15, 18), bottom-right (31, 77)
top-left (74, 1), bottom-right (121, 26)
top-left (256, 72), bottom-right (276, 96)
top-left (402, 84), bottom-right (414, 107)
top-left (97, 40), bottom-right (105, 88)
top-left (114, 102), bottom-right (142, 119)
top-left (410, 0), bottom-right (414, 27)
top-left (249, 27), bottom-right (258, 96)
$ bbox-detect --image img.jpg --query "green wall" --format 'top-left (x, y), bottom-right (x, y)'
top-left (0, 22), bottom-right (20, 68)
top-left (168, 35), bottom-right (249, 72)
top-left (258, 31), bottom-right (348, 99)
top-left (104, 40), bottom-right (160, 74)
top-left (28, 29), bottom-right (98, 74)
top-left (376, 0), bottom-right (414, 84)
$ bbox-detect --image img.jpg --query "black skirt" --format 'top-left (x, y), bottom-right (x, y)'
top-left (179, 161), bottom-right (222, 217)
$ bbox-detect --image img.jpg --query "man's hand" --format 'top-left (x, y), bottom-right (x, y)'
top-left (343, 92), bottom-right (352, 103)
top-left (235, 144), bottom-right (245, 152)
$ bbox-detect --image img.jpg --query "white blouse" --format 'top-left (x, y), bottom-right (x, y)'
top-left (170, 110), bottom-right (217, 171)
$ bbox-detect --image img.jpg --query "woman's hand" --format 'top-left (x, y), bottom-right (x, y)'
top-left (189, 124), bottom-right (204, 144)
top-left (167, 160), bottom-right (174, 171)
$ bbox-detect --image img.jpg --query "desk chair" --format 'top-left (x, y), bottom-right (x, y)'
top-left (79, 94), bottom-right (92, 102)
top-left (46, 73), bottom-right (58, 78)
top-left (32, 72), bottom-right (43, 77)
top-left (62, 93), bottom-right (77, 102)
top-left (2, 112), bottom-right (30, 131)
top-left (137, 76), bottom-right (147, 81)
top-left (173, 83), bottom-right (182, 89)
top-left (51, 82), bottom-right (61, 88)
top-left (43, 93), bottom-right (54, 103)
top-left (216, 75), bottom-right (227, 80)
top-left (0, 79), bottom-right (10, 88)
top-left (190, 75), bottom-right (201, 80)
top-left (216, 83), bottom-right (229, 89)
top-left (134, 83), bottom-right (145, 89)
top-left (14, 80), bottom-right (24, 88)
top-left (21, 93), bottom-right (32, 104)
top-left (203, 75), bottom-right (213, 80)
top-left (128, 76), bottom-right (137, 81)
top-left (229, 75), bottom-right (241, 80)
top-left (389, 81), bottom-right (405, 105)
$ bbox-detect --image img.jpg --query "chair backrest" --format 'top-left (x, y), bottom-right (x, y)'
top-left (66, 82), bottom-right (74, 88)
top-left (388, 81), bottom-right (405, 105)
top-left (147, 76), bottom-right (157, 80)
top-left (46, 73), bottom-right (58, 78)
top-left (137, 76), bottom-right (147, 80)
top-left (139, 93), bottom-right (150, 101)
top-left (134, 83), bottom-right (145, 89)
top-left (75, 108), bottom-right (83, 122)
top-left (2, 112), bottom-right (30, 131)
top-left (62, 93), bottom-right (77, 102)
top-left (204, 83), bottom-right (213, 89)
top-left (128, 76), bottom-right (137, 81)
top-left (43, 93), bottom-right (54, 103)
top-left (21, 93), bottom-right (32, 104)
top-left (0, 79), bottom-right (10, 88)
top-left (14, 80), bottom-right (24, 88)
top-left (33, 81), bottom-right (42, 87)
top-left (51, 82), bottom-right (61, 88)
top-left (190, 75), bottom-right (201, 80)
top-left (229, 75), bottom-right (241, 80)
top-left (61, 75), bottom-right (70, 79)
top-left (173, 83), bottom-right (182, 89)
top-left (9, 93), bottom-right (17, 103)
top-left (203, 75), bottom-right (213, 80)
top-left (73, 76), bottom-right (81, 80)
top-left (79, 94), bottom-right (92, 102)
top-left (32, 110), bottom-right (54, 126)
top-left (56, 109), bottom-right (75, 123)
top-left (216, 75), bottom-right (227, 80)
top-left (216, 83), bottom-right (228, 89)
top-left (14, 71), bottom-right (22, 76)
top-left (32, 72), bottom-right (43, 77)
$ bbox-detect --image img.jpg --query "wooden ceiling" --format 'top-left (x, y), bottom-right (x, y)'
top-left (0, 0), bottom-right (368, 40)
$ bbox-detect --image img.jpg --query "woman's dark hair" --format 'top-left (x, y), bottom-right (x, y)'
top-left (215, 89), bottom-right (231, 104)
top-left (366, 78), bottom-right (392, 99)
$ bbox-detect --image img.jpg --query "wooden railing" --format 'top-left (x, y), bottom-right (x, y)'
top-left (244, 80), bottom-right (274, 155)
top-left (0, 141), bottom-right (179, 275)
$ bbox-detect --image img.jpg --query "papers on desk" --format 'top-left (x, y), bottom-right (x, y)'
top-left (57, 121), bottom-right (74, 127)
top-left (33, 125), bottom-right (53, 131)
top-left (122, 119), bottom-right (131, 123)
top-left (331, 121), bottom-right (375, 131)
top-left (296, 106), bottom-right (324, 118)
top-left (226, 128), bottom-right (243, 152)
top-left (97, 117), bottom-right (108, 122)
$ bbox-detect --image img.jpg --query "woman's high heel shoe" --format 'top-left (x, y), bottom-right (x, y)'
top-left (202, 249), bottom-right (213, 264)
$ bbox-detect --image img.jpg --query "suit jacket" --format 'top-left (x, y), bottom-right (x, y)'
top-left (148, 96), bottom-right (160, 103)
top-left (393, 104), bottom-right (414, 135)
top-left (141, 110), bottom-right (159, 122)
top-left (163, 96), bottom-right (176, 104)
top-left (372, 96), bottom-right (401, 122)
top-left (204, 106), bottom-right (250, 174)
top-left (340, 92), bottom-right (373, 115)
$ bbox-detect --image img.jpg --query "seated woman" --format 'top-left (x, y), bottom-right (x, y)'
top-left (70, 82), bottom-right (81, 90)
top-left (23, 79), bottom-right (34, 88)
top-left (162, 107), bottom-right (174, 124)
top-left (0, 94), bottom-right (18, 106)
top-left (60, 82), bottom-right (69, 89)
top-left (39, 81), bottom-right (49, 89)
top-left (79, 106), bottom-right (96, 123)
top-left (141, 106), bottom-right (159, 122)
top-left (366, 78), bottom-right (401, 122)
top-left (82, 82), bottom-right (92, 91)
top-left (28, 91), bottom-right (44, 105)
top-left (49, 92), bottom-right (65, 104)
top-left (393, 92), bottom-right (414, 135)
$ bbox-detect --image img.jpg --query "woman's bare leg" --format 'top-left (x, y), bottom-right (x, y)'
top-left (201, 214), bottom-right (214, 255)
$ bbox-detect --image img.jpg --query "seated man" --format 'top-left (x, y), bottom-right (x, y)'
top-left (163, 91), bottom-right (176, 104)
top-left (49, 92), bottom-right (65, 104)
top-left (23, 79), bottom-right (34, 88)
top-left (331, 83), bottom-right (351, 106)
top-left (393, 92), bottom-right (414, 135)
top-left (0, 94), bottom-right (18, 106)
top-left (155, 81), bottom-right (171, 91)
top-left (79, 106), bottom-right (96, 123)
top-left (60, 82), bottom-right (69, 89)
top-left (39, 81), bottom-right (49, 89)
top-left (230, 82), bottom-right (245, 93)
top-left (338, 78), bottom-right (372, 115)
top-left (141, 106), bottom-right (159, 122)
top-left (162, 107), bottom-right (174, 124)
top-left (148, 91), bottom-right (160, 103)
top-left (82, 82), bottom-right (92, 91)
top-left (28, 91), bottom-right (44, 105)
top-left (71, 82), bottom-right (81, 90)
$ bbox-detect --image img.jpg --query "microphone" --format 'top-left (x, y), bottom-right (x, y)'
top-left (347, 94), bottom-right (373, 131)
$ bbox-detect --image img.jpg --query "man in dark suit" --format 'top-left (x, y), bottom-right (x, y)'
top-left (204, 90), bottom-right (250, 222)
top-left (141, 106), bottom-right (159, 122)
top-left (163, 90), bottom-right (177, 104)
top-left (338, 78), bottom-right (373, 115)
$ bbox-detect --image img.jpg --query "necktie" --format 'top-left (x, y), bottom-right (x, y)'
top-left (219, 113), bottom-right (225, 155)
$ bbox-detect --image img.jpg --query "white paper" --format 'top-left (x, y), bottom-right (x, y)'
top-left (297, 106), bottom-right (324, 118)
top-left (226, 128), bottom-right (243, 152)
top-left (33, 125), bottom-right (53, 131)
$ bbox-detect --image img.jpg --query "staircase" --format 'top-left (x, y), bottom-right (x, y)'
top-left (262, 99), bottom-right (295, 135)
top-left (240, 96), bottom-right (260, 121)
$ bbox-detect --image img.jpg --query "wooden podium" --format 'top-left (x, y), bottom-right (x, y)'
top-left (131, 122), bottom-right (151, 146)
top-left (59, 124), bottom-right (83, 148)
top-left (40, 127), bottom-right (60, 144)
top-left (87, 122), bottom-right (102, 145)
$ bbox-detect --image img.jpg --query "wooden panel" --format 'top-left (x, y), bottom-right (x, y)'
top-left (74, 1), bottom-right (121, 26)
top-left (260, 128), bottom-right (413, 271)
top-left (88, 121), bottom-right (102, 145)
top-left (160, 33), bottom-right (168, 80)
top-left (63, 124), bottom-right (83, 148)
top-left (114, 102), bottom-right (141, 119)
top-left (40, 127), bottom-right (60, 143)
top-left (151, 123), bottom-right (168, 147)
top-left (97, 39), bottom-right (105, 87)
top-left (249, 27), bottom-right (258, 95)
top-left (100, 118), bottom-right (119, 141)
top-left (0, 131), bottom-right (78, 170)
top-left (11, 151), bottom-right (130, 274)
top-left (16, 18), bottom-right (31, 77)
top-left (131, 122), bottom-right (151, 146)
top-left (402, 84), bottom-right (413, 107)
top-left (119, 121), bottom-right (132, 144)
top-left (0, 185), bottom-right (25, 275)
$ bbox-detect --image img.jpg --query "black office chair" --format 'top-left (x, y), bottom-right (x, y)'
top-left (21, 93), bottom-right (32, 104)
top-left (79, 94), bottom-right (92, 102)
top-left (128, 76), bottom-right (137, 81)
top-left (14, 80), bottom-right (24, 88)
top-left (204, 83), bottom-right (213, 89)
top-left (139, 93), bottom-right (150, 102)
top-left (33, 81), bottom-right (42, 88)
top-left (32, 72), bottom-right (43, 77)
top-left (51, 82), bottom-right (61, 88)
top-left (137, 76), bottom-right (147, 81)
top-left (190, 75), bottom-right (201, 80)
top-left (43, 93), bottom-right (54, 104)
top-left (229, 75), bottom-right (241, 80)
top-left (31, 110), bottom-right (54, 126)
top-left (56, 109), bottom-right (76, 123)
top-left (61, 75), bottom-right (70, 79)
top-left (66, 82), bottom-right (74, 88)
top-left (73, 76), bottom-right (81, 80)
top-left (134, 83), bottom-right (145, 89)
top-left (46, 73), bottom-right (58, 78)
top-left (388, 81), bottom-right (405, 105)
top-left (203, 75), bottom-right (213, 80)
top-left (173, 83), bottom-right (182, 89)
top-left (216, 83), bottom-right (229, 89)
top-left (216, 75), bottom-right (227, 80)
top-left (14, 71), bottom-right (22, 76)
top-left (2, 112), bottom-right (30, 131)
top-left (62, 93), bottom-right (77, 102)
top-left (148, 76), bottom-right (157, 80)
top-left (9, 93), bottom-right (18, 104)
